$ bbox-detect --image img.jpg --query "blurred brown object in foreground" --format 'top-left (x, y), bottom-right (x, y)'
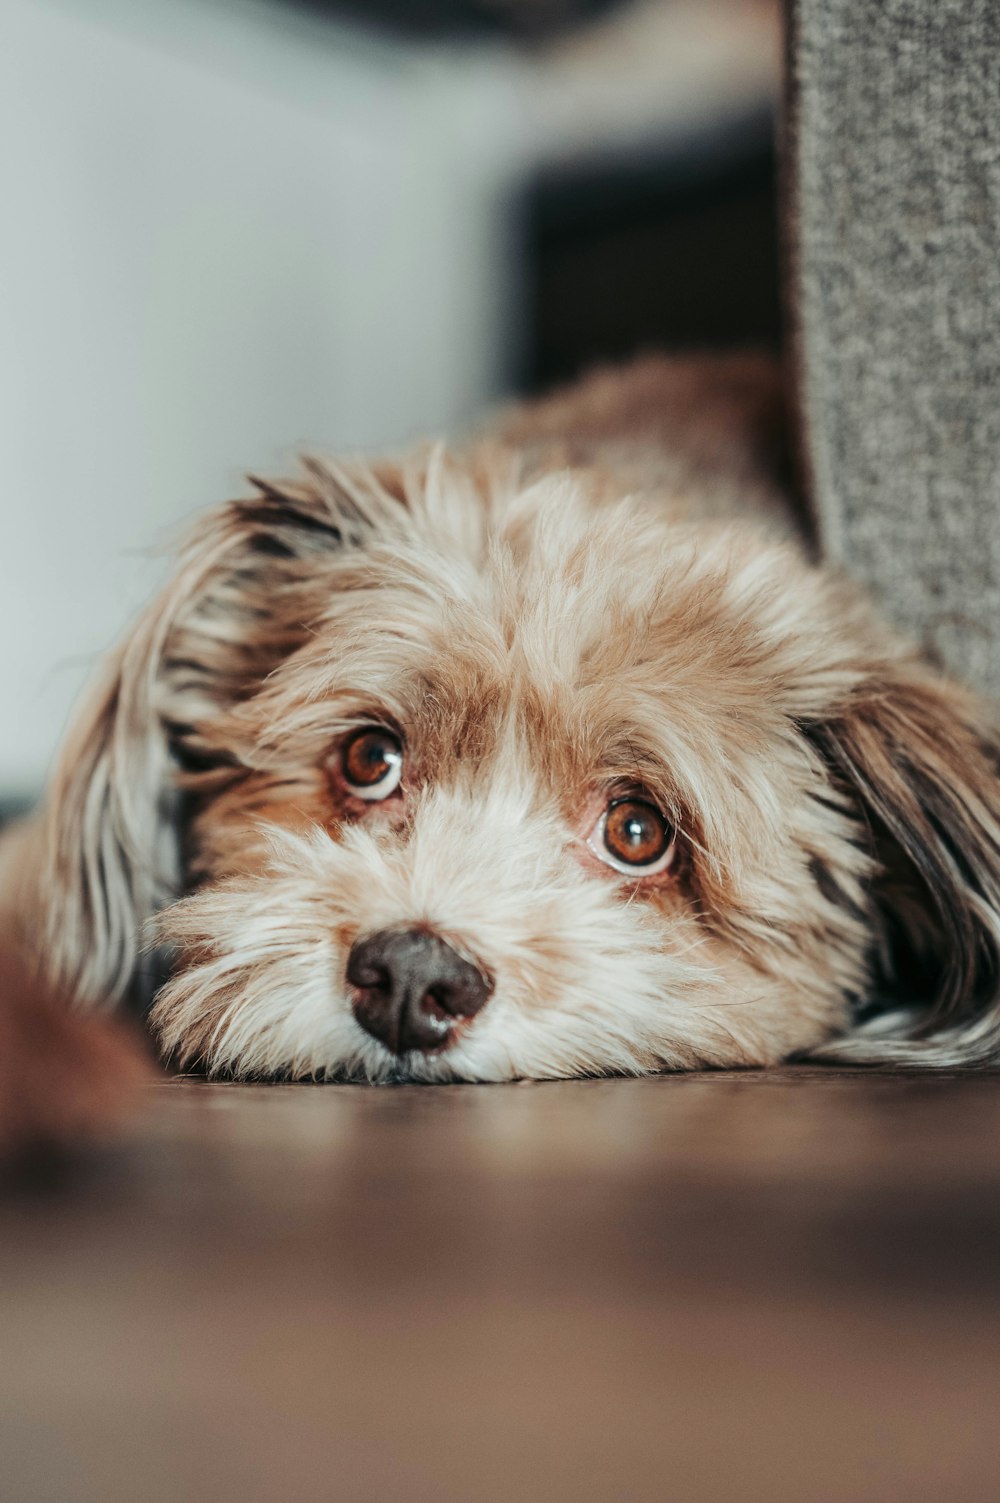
top-left (0, 946), bottom-right (151, 1160)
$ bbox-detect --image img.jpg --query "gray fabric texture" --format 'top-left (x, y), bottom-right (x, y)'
top-left (786, 0), bottom-right (1000, 696)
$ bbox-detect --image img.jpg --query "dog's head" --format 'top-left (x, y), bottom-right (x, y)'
top-left (34, 451), bottom-right (1000, 1078)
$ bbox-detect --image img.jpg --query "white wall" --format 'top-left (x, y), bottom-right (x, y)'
top-left (0, 0), bottom-right (523, 795)
top-left (0, 0), bottom-right (778, 798)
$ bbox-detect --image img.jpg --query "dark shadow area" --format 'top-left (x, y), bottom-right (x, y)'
top-left (523, 108), bottom-right (780, 390)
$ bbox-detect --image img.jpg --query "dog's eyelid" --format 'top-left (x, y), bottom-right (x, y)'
top-left (321, 714), bottom-right (407, 765)
top-left (605, 778), bottom-right (677, 822)
top-left (338, 711), bottom-right (406, 741)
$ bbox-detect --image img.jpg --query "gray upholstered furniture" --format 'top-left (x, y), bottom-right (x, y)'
top-left (786, 0), bottom-right (1000, 697)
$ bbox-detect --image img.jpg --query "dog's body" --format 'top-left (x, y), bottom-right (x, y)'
top-left (5, 354), bottom-right (1000, 1106)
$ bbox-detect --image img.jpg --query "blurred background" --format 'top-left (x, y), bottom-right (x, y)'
top-left (0, 0), bottom-right (780, 803)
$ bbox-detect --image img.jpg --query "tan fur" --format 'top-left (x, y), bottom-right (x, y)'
top-left (7, 354), bottom-right (1000, 1082)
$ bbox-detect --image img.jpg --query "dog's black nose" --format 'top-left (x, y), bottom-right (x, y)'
top-left (347, 928), bottom-right (492, 1055)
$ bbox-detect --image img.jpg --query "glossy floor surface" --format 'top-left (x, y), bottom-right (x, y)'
top-left (4, 1068), bottom-right (1000, 1501)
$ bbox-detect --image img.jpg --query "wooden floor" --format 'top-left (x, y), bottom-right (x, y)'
top-left (4, 1067), bottom-right (1000, 1502)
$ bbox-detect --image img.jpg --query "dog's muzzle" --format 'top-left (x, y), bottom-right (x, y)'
top-left (347, 928), bottom-right (493, 1055)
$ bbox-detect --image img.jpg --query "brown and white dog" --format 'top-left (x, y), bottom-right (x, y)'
top-left (4, 354), bottom-right (1000, 1119)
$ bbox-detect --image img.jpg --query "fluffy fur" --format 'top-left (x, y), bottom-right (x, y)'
top-left (8, 354), bottom-right (1000, 1084)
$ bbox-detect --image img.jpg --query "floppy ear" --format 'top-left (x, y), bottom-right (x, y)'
top-left (804, 655), bottom-right (1000, 1065)
top-left (30, 458), bottom-right (407, 1008)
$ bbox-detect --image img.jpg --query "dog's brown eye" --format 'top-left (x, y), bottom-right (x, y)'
top-left (590, 797), bottom-right (675, 877)
top-left (341, 727), bottom-right (404, 801)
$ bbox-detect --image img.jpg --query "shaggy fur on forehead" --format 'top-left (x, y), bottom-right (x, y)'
top-left (14, 356), bottom-right (1000, 1080)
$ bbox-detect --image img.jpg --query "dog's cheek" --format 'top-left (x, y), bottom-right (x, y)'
top-left (186, 774), bottom-right (336, 884)
top-left (441, 884), bottom-right (677, 1077)
top-left (493, 882), bottom-right (846, 1075)
top-left (151, 870), bottom-right (355, 1076)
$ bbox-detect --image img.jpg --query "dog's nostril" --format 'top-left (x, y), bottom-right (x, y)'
top-left (346, 928), bottom-right (493, 1055)
top-left (345, 954), bottom-right (390, 993)
top-left (423, 985), bottom-right (452, 1018)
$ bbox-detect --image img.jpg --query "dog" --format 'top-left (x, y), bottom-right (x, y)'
top-left (4, 352), bottom-right (1000, 1112)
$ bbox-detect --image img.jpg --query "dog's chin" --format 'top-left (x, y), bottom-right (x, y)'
top-left (153, 1006), bottom-right (651, 1086)
top-left (197, 1039), bottom-right (482, 1087)
top-left (327, 1032), bottom-right (515, 1086)
top-left (151, 972), bottom-right (621, 1086)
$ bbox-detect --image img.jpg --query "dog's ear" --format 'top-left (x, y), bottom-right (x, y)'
top-left (31, 459), bottom-right (407, 1007)
top-left (801, 651), bottom-right (1000, 1065)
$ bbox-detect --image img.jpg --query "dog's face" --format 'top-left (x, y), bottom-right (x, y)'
top-left (152, 469), bottom-right (870, 1081)
top-left (35, 454), bottom-right (1000, 1077)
